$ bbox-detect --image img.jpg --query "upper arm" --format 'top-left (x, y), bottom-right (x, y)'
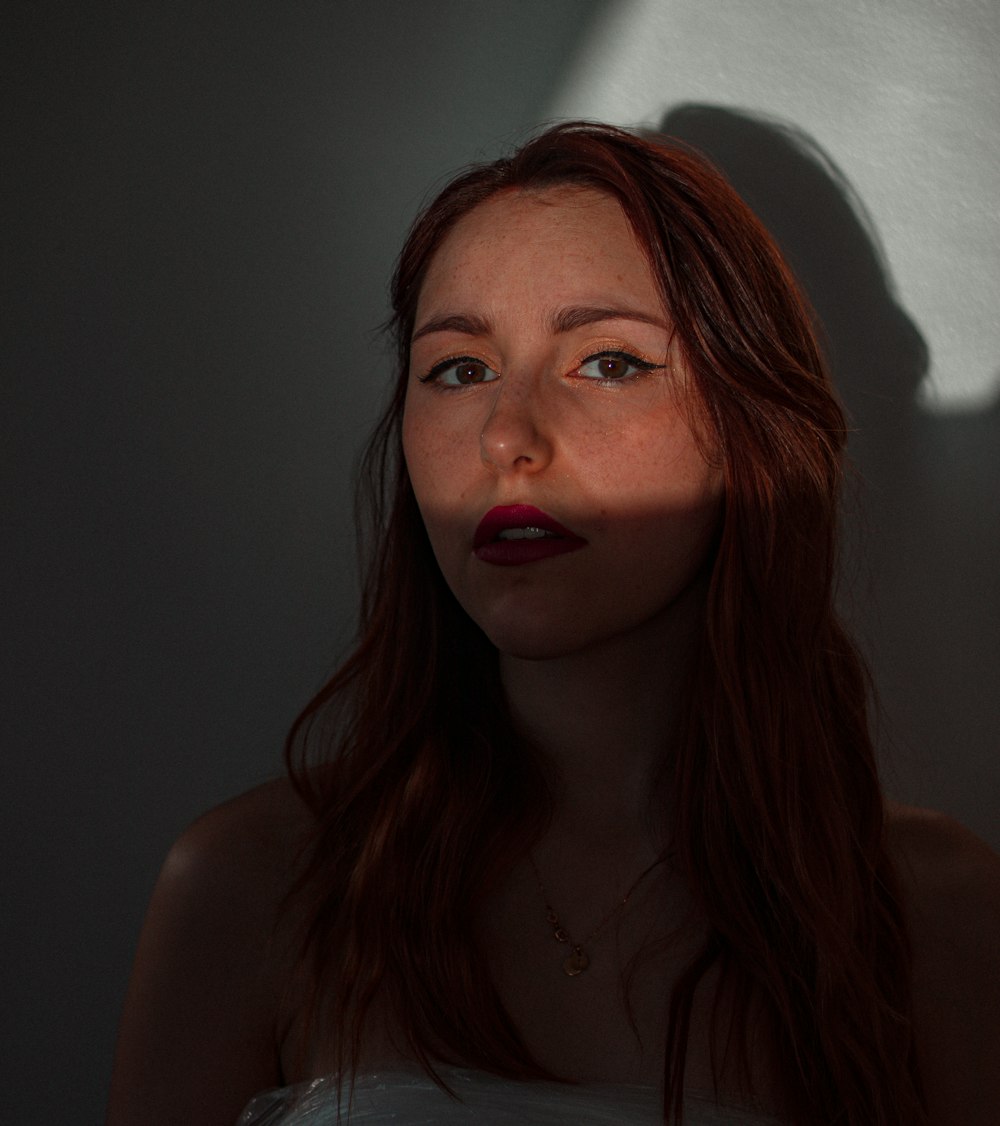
top-left (106, 781), bottom-right (310, 1126)
top-left (887, 806), bottom-right (1000, 1126)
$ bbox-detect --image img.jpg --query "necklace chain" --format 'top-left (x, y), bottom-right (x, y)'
top-left (529, 853), bottom-right (666, 977)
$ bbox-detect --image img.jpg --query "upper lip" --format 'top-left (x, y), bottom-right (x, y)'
top-left (473, 505), bottom-right (583, 550)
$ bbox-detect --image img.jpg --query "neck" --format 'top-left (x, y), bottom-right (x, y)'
top-left (500, 581), bottom-right (703, 847)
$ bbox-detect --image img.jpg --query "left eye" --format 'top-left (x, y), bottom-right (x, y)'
top-left (576, 351), bottom-right (660, 381)
top-left (420, 356), bottom-right (500, 387)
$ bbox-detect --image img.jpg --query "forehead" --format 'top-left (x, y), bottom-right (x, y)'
top-left (415, 186), bottom-right (662, 318)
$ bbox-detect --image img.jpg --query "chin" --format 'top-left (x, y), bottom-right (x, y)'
top-left (475, 576), bottom-right (710, 665)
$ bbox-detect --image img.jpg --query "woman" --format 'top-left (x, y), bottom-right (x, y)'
top-left (107, 122), bottom-right (1000, 1125)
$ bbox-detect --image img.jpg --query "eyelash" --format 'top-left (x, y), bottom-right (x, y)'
top-left (575, 349), bottom-right (665, 383)
top-left (417, 355), bottom-right (491, 386)
top-left (416, 349), bottom-right (665, 388)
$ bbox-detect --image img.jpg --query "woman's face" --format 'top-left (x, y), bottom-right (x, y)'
top-left (402, 185), bottom-right (723, 660)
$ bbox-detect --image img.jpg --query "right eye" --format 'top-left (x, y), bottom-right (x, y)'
top-left (418, 356), bottom-right (500, 387)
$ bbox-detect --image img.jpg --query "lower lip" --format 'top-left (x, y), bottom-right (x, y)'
top-left (473, 537), bottom-right (586, 566)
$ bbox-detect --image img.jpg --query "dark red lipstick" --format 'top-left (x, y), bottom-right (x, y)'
top-left (473, 505), bottom-right (587, 566)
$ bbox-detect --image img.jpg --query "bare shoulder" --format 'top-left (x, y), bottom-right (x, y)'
top-left (145, 777), bottom-right (316, 957)
top-left (886, 801), bottom-right (1000, 876)
top-left (107, 778), bottom-right (316, 1126)
top-left (164, 776), bottom-right (314, 898)
top-left (884, 802), bottom-right (1000, 945)
top-left (884, 801), bottom-right (1000, 1123)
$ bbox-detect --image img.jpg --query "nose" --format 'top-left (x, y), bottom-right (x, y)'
top-left (479, 380), bottom-right (554, 474)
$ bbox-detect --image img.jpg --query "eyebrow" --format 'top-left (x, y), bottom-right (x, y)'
top-left (410, 304), bottom-right (669, 343)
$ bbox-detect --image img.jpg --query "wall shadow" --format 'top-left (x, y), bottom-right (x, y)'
top-left (653, 104), bottom-right (999, 841)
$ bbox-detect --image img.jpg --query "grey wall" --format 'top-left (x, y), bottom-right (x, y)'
top-left (4, 3), bottom-right (996, 1124)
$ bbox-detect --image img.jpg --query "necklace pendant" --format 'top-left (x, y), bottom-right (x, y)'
top-left (562, 948), bottom-right (590, 976)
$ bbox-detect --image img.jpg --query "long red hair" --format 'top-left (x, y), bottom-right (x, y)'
top-left (286, 122), bottom-right (927, 1124)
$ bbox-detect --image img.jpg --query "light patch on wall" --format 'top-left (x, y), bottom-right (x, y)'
top-left (547, 0), bottom-right (1000, 414)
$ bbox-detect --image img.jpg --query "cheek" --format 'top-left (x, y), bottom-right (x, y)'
top-left (401, 410), bottom-right (469, 554)
top-left (599, 444), bottom-right (723, 577)
top-left (400, 409), bottom-right (420, 487)
top-left (401, 409), bottom-right (442, 501)
top-left (593, 418), bottom-right (721, 515)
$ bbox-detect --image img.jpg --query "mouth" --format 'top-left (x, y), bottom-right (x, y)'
top-left (473, 504), bottom-right (587, 565)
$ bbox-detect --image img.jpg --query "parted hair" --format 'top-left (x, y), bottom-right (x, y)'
top-left (286, 121), bottom-right (927, 1124)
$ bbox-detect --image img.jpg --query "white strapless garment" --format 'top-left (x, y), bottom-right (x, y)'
top-left (237, 1067), bottom-right (786, 1125)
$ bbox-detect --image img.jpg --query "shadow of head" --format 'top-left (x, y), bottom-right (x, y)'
top-left (654, 104), bottom-right (927, 460)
